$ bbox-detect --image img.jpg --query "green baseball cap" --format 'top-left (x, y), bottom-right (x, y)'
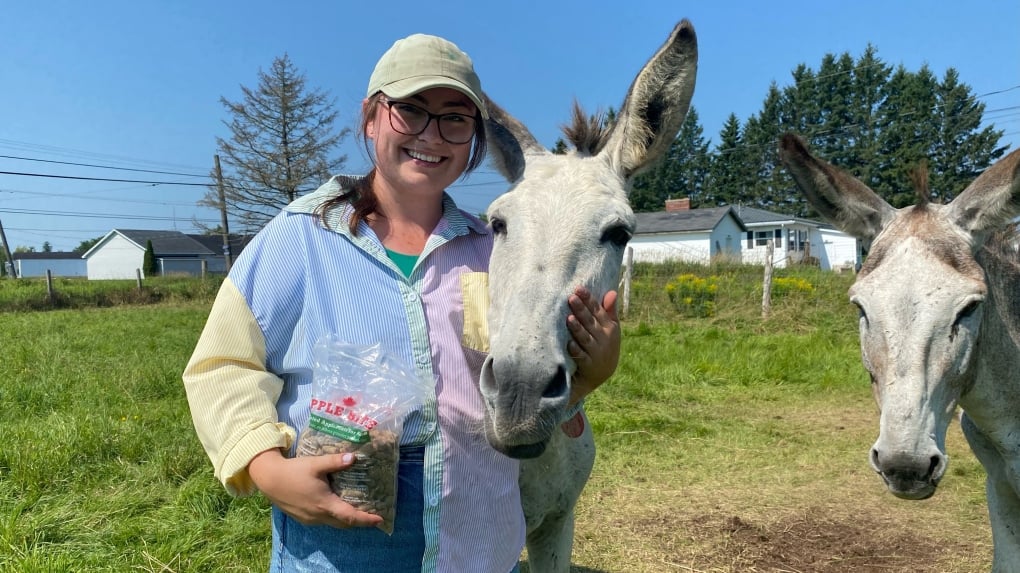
top-left (367, 34), bottom-right (488, 119)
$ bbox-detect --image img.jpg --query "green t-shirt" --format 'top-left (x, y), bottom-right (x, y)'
top-left (385, 249), bottom-right (419, 277)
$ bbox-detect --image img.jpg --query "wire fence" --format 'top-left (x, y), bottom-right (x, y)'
top-left (0, 254), bottom-right (862, 338)
top-left (617, 255), bottom-right (860, 333)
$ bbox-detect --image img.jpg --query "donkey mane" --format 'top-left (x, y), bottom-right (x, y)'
top-left (561, 101), bottom-right (612, 155)
top-left (911, 161), bottom-right (932, 206)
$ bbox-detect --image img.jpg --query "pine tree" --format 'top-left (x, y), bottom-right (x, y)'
top-left (706, 114), bottom-right (745, 207)
top-left (630, 108), bottom-right (710, 211)
top-left (844, 45), bottom-right (891, 186)
top-left (875, 65), bottom-right (940, 206)
top-left (929, 68), bottom-right (1006, 202)
top-left (143, 240), bottom-right (158, 277)
top-left (740, 85), bottom-right (784, 209)
top-left (203, 54), bottom-right (350, 232)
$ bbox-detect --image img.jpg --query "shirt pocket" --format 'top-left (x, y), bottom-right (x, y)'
top-left (460, 272), bottom-right (490, 353)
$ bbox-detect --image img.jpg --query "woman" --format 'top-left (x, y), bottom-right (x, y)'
top-left (183, 32), bottom-right (620, 573)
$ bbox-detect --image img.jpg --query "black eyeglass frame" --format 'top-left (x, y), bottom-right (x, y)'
top-left (379, 99), bottom-right (478, 145)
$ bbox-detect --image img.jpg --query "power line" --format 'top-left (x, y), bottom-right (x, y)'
top-left (0, 154), bottom-right (209, 178)
top-left (0, 171), bottom-right (210, 186)
top-left (0, 138), bottom-right (210, 173)
top-left (0, 206), bottom-right (219, 224)
top-left (4, 225), bottom-right (117, 233)
top-left (1, 186), bottom-right (205, 207)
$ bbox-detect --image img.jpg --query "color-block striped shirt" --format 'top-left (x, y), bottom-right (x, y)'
top-left (183, 176), bottom-right (524, 572)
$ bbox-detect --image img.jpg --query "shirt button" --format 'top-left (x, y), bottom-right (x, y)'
top-left (429, 496), bottom-right (439, 506)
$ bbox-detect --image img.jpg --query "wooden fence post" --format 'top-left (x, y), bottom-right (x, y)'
top-left (136, 268), bottom-right (143, 291)
top-left (762, 242), bottom-right (774, 320)
top-left (46, 270), bottom-right (54, 302)
top-left (621, 246), bottom-right (633, 318)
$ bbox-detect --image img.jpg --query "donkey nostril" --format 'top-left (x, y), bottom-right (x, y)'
top-left (928, 455), bottom-right (944, 481)
top-left (542, 366), bottom-right (568, 398)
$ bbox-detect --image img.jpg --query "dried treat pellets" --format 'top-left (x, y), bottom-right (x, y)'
top-left (297, 427), bottom-right (400, 534)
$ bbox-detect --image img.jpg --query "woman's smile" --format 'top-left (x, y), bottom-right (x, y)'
top-left (405, 148), bottom-right (444, 164)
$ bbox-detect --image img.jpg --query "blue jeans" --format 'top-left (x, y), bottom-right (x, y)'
top-left (270, 447), bottom-right (427, 572)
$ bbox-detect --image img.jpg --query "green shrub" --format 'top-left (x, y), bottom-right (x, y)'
top-left (771, 276), bottom-right (815, 297)
top-left (664, 273), bottom-right (718, 317)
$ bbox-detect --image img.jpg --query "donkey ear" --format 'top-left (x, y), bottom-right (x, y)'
top-left (483, 92), bottom-right (548, 183)
top-left (947, 147), bottom-right (1020, 236)
top-left (602, 19), bottom-right (698, 180)
top-left (778, 133), bottom-right (895, 243)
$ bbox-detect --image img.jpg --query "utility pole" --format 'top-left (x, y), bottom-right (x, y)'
top-left (0, 218), bottom-right (17, 278)
top-left (214, 155), bottom-right (232, 272)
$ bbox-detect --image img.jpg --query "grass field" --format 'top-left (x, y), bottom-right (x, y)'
top-left (0, 267), bottom-right (994, 572)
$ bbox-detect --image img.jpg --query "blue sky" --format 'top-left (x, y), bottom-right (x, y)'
top-left (2, 0), bottom-right (1018, 252)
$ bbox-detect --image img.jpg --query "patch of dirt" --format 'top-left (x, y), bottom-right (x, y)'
top-left (629, 507), bottom-right (976, 572)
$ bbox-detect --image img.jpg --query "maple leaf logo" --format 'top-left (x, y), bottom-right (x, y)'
top-left (342, 396), bottom-right (357, 407)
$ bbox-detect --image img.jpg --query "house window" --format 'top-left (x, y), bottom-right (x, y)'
top-left (754, 231), bottom-right (770, 246)
top-left (787, 229), bottom-right (808, 251)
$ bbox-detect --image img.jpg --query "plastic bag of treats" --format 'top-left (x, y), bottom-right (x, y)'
top-left (296, 338), bottom-right (433, 534)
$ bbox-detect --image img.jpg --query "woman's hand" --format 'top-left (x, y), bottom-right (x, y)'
top-left (566, 286), bottom-right (621, 404)
top-left (247, 448), bottom-right (384, 529)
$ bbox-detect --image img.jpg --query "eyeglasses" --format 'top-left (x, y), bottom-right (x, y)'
top-left (380, 99), bottom-right (477, 145)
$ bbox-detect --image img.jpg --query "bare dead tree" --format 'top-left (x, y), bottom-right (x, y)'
top-left (200, 54), bottom-right (350, 233)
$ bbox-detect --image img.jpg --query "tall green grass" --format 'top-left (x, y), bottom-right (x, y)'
top-left (0, 266), bottom-right (991, 572)
top-left (0, 303), bottom-right (269, 572)
top-left (0, 276), bottom-right (222, 312)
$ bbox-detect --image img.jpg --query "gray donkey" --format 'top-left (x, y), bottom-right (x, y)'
top-left (479, 20), bottom-right (698, 573)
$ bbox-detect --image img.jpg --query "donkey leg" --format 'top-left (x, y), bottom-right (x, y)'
top-left (525, 510), bottom-right (576, 573)
top-left (986, 475), bottom-right (1020, 573)
top-left (961, 413), bottom-right (1020, 571)
top-left (520, 420), bottom-right (595, 573)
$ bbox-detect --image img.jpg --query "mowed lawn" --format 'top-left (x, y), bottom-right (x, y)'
top-left (0, 269), bottom-right (994, 572)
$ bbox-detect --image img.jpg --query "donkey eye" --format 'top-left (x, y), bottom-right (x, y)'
top-left (490, 217), bottom-right (507, 236)
top-left (954, 300), bottom-right (982, 325)
top-left (851, 299), bottom-right (868, 325)
top-left (600, 225), bottom-right (632, 247)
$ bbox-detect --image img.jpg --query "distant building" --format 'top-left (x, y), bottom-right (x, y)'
top-left (629, 198), bottom-right (746, 264)
top-left (82, 229), bottom-right (252, 280)
top-left (733, 205), bottom-right (860, 271)
top-left (13, 251), bottom-right (87, 278)
top-left (629, 198), bottom-right (860, 271)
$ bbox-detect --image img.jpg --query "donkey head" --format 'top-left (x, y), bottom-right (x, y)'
top-left (779, 134), bottom-right (1020, 499)
top-left (477, 20), bottom-right (698, 459)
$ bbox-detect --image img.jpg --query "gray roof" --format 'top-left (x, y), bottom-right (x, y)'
top-left (117, 229), bottom-right (215, 257)
top-left (187, 233), bottom-right (254, 257)
top-left (84, 229), bottom-right (254, 258)
top-left (634, 206), bottom-right (747, 234)
top-left (12, 251), bottom-right (83, 260)
top-left (731, 205), bottom-right (829, 228)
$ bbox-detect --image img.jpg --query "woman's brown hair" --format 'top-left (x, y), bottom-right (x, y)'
top-left (316, 92), bottom-right (488, 235)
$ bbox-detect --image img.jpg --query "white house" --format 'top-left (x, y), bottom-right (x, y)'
top-left (629, 198), bottom-right (747, 264)
top-left (629, 199), bottom-right (860, 271)
top-left (82, 229), bottom-right (251, 280)
top-left (13, 252), bottom-right (87, 278)
top-left (734, 205), bottom-right (861, 271)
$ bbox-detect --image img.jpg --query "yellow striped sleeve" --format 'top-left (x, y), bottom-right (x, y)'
top-left (182, 279), bottom-right (296, 497)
